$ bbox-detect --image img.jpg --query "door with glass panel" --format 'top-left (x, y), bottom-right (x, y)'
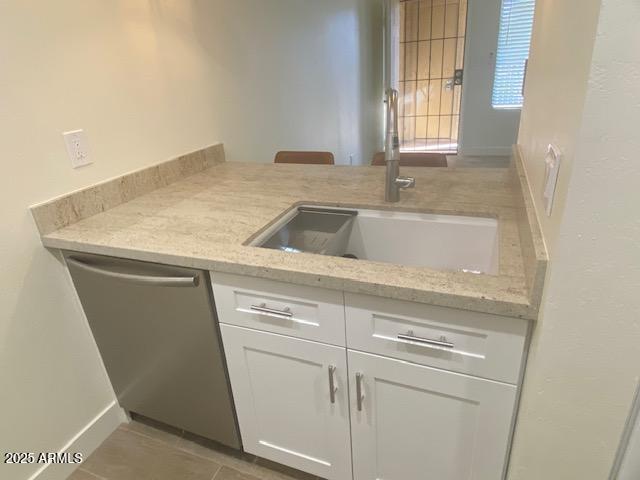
top-left (395, 0), bottom-right (468, 153)
top-left (390, 0), bottom-right (536, 155)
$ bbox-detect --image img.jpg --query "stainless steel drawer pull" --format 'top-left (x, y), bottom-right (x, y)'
top-left (355, 372), bottom-right (364, 411)
top-left (250, 303), bottom-right (293, 318)
top-left (397, 330), bottom-right (455, 349)
top-left (328, 365), bottom-right (337, 404)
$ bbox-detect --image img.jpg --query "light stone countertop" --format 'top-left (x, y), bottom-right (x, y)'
top-left (35, 152), bottom-right (547, 321)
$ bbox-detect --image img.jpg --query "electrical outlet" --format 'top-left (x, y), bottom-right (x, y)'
top-left (63, 129), bottom-right (92, 168)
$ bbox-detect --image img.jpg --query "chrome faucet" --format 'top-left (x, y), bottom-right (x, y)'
top-left (384, 88), bottom-right (415, 202)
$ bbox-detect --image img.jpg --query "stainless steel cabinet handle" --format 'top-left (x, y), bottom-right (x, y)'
top-left (397, 330), bottom-right (454, 349)
top-left (66, 257), bottom-right (199, 287)
top-left (356, 372), bottom-right (364, 411)
top-left (249, 303), bottom-right (293, 318)
top-left (328, 365), bottom-right (337, 404)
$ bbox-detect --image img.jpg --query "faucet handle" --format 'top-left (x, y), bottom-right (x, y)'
top-left (395, 176), bottom-right (416, 189)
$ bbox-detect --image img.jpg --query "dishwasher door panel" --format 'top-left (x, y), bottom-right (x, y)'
top-left (64, 252), bottom-right (240, 449)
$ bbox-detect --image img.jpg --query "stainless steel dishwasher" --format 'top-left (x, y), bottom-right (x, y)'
top-left (64, 251), bottom-right (241, 449)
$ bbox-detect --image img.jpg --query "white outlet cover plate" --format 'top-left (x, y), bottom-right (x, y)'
top-left (63, 129), bottom-right (92, 168)
top-left (543, 144), bottom-right (561, 216)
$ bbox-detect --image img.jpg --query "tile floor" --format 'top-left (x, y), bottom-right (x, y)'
top-left (68, 416), bottom-right (321, 480)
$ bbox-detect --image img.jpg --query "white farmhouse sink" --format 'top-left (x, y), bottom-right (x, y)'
top-left (251, 206), bottom-right (499, 275)
top-left (344, 209), bottom-right (498, 274)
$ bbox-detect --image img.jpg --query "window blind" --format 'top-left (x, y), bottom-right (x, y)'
top-left (492, 0), bottom-right (535, 109)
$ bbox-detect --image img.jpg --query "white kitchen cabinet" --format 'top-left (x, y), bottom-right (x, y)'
top-left (214, 275), bottom-right (528, 480)
top-left (348, 349), bottom-right (517, 480)
top-left (220, 324), bottom-right (352, 480)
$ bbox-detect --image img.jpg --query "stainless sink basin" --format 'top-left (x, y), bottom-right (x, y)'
top-left (251, 205), bottom-right (499, 274)
top-left (256, 207), bottom-right (357, 256)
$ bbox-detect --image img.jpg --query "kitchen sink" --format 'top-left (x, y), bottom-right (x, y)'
top-left (251, 206), bottom-right (499, 275)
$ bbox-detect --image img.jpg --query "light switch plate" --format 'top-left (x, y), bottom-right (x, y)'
top-left (543, 144), bottom-right (561, 216)
top-left (63, 129), bottom-right (92, 168)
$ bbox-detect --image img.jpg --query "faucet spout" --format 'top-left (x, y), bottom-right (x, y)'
top-left (384, 88), bottom-right (415, 202)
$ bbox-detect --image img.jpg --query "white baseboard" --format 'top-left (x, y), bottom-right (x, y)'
top-left (28, 401), bottom-right (127, 480)
top-left (458, 146), bottom-right (512, 156)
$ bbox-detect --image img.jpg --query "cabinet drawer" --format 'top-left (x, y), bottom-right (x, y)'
top-left (211, 272), bottom-right (345, 346)
top-left (345, 293), bottom-right (528, 384)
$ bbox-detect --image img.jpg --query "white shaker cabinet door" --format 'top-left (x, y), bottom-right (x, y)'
top-left (220, 324), bottom-right (352, 480)
top-left (349, 350), bottom-right (517, 480)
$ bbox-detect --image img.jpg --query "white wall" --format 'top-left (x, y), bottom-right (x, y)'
top-left (458, 0), bottom-right (521, 156)
top-left (0, 2), bottom-right (381, 479)
top-left (516, 0), bottom-right (602, 253)
top-left (508, 0), bottom-right (640, 478)
top-left (198, 0), bottom-right (384, 165)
